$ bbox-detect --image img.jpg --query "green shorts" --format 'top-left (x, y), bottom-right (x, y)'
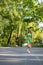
top-left (27, 38), bottom-right (32, 43)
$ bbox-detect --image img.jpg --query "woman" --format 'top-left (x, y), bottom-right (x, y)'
top-left (26, 28), bottom-right (32, 53)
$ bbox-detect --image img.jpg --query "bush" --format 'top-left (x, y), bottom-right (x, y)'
top-left (32, 43), bottom-right (43, 47)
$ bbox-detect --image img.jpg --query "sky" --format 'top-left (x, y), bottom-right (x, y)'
top-left (38, 0), bottom-right (43, 3)
top-left (38, 0), bottom-right (43, 28)
top-left (39, 22), bottom-right (43, 28)
top-left (38, 0), bottom-right (41, 3)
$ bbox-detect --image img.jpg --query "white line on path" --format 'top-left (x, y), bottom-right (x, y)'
top-left (0, 54), bottom-right (43, 56)
top-left (0, 58), bottom-right (43, 62)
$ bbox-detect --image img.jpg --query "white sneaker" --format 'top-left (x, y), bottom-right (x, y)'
top-left (27, 49), bottom-right (30, 54)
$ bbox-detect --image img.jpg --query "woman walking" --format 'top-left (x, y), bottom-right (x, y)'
top-left (26, 28), bottom-right (32, 53)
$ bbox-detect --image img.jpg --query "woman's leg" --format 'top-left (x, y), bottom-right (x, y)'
top-left (27, 43), bottom-right (31, 53)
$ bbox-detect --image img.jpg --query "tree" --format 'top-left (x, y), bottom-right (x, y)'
top-left (0, 0), bottom-right (43, 46)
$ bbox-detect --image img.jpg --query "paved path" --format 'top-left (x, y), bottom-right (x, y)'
top-left (0, 47), bottom-right (43, 65)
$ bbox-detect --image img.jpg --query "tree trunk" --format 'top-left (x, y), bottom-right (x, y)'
top-left (7, 29), bottom-right (12, 45)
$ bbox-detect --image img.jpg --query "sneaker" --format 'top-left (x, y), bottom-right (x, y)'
top-left (27, 49), bottom-right (30, 54)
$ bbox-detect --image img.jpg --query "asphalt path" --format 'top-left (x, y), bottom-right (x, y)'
top-left (0, 47), bottom-right (43, 65)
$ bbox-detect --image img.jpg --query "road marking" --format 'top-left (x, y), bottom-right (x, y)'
top-left (0, 54), bottom-right (43, 56)
top-left (0, 58), bottom-right (27, 62)
top-left (29, 59), bottom-right (43, 61)
top-left (0, 58), bottom-right (43, 62)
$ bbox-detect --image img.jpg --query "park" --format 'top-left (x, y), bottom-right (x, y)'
top-left (0, 0), bottom-right (43, 65)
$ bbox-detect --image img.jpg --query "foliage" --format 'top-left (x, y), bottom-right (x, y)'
top-left (0, 0), bottom-right (43, 47)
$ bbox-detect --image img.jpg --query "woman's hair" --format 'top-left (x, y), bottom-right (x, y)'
top-left (28, 28), bottom-right (32, 33)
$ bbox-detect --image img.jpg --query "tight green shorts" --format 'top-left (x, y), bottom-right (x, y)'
top-left (27, 38), bottom-right (32, 43)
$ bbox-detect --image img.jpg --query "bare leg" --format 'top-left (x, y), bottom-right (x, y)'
top-left (27, 43), bottom-right (31, 53)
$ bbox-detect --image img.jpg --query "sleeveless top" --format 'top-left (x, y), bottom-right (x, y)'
top-left (27, 33), bottom-right (32, 43)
